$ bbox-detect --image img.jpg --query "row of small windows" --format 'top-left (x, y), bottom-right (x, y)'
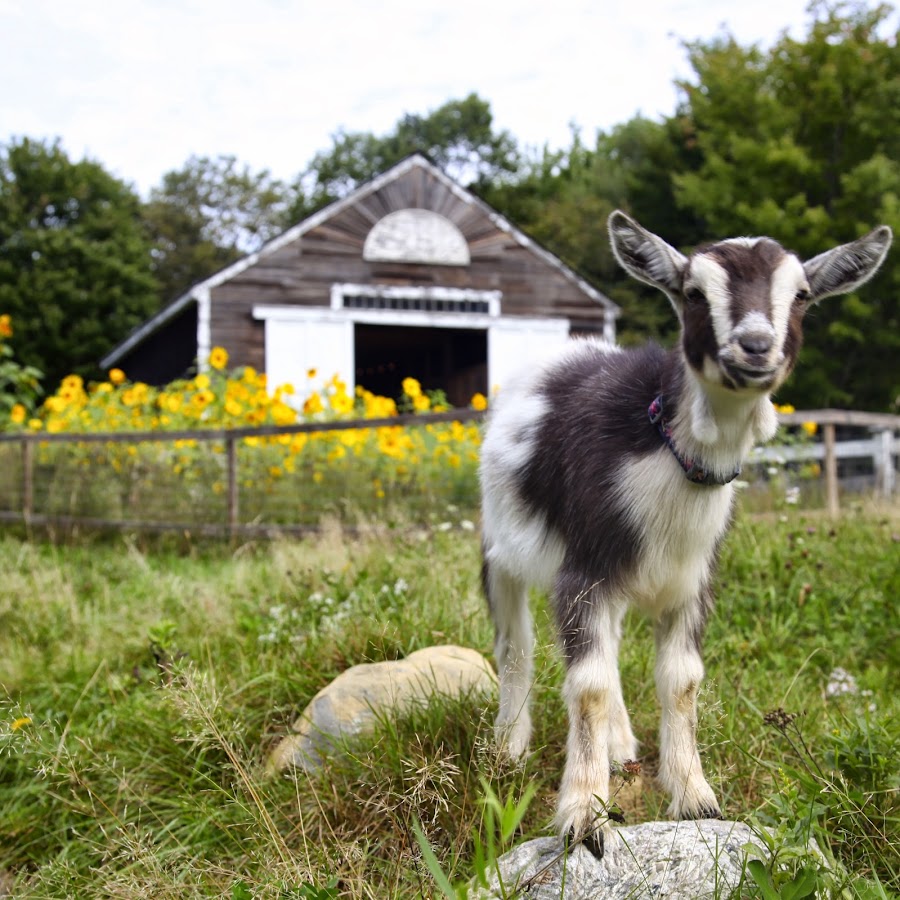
top-left (342, 296), bottom-right (491, 315)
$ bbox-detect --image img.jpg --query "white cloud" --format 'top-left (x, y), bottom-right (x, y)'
top-left (2, 0), bottom-right (880, 197)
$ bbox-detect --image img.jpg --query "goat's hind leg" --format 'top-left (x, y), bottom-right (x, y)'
top-left (484, 555), bottom-right (534, 760)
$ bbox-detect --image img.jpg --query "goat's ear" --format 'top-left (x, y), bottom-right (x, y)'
top-left (608, 210), bottom-right (688, 295)
top-left (803, 226), bottom-right (893, 302)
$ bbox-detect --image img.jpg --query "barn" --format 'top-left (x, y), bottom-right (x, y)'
top-left (101, 154), bottom-right (619, 407)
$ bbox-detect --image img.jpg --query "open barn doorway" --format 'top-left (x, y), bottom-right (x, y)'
top-left (354, 323), bottom-right (487, 408)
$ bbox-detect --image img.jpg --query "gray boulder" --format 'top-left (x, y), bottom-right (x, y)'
top-left (478, 819), bottom-right (768, 899)
top-left (269, 644), bottom-right (497, 772)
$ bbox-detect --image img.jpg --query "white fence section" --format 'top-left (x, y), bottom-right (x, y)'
top-left (758, 409), bottom-right (899, 515)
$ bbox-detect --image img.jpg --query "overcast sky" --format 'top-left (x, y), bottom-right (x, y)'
top-left (1, 0), bottom-right (835, 198)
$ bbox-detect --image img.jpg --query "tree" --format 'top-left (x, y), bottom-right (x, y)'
top-left (143, 154), bottom-right (293, 303)
top-left (290, 93), bottom-right (521, 219)
top-left (482, 119), bottom-right (700, 347)
top-left (0, 138), bottom-right (159, 389)
top-left (672, 1), bottom-right (900, 409)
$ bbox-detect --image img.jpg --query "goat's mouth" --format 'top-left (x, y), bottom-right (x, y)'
top-left (721, 361), bottom-right (779, 390)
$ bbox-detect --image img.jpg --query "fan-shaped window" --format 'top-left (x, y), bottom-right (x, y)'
top-left (363, 209), bottom-right (470, 266)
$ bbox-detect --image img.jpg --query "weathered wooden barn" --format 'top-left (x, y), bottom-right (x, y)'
top-left (102, 154), bottom-right (619, 406)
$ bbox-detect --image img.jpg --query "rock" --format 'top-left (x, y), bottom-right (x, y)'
top-left (478, 819), bottom-right (769, 900)
top-left (269, 644), bottom-right (497, 772)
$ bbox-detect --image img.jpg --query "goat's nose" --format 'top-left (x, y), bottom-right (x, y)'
top-left (738, 333), bottom-right (773, 356)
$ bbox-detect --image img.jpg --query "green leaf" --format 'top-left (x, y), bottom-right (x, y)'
top-left (411, 818), bottom-right (458, 900)
top-left (781, 866), bottom-right (819, 900)
top-left (747, 859), bottom-right (781, 900)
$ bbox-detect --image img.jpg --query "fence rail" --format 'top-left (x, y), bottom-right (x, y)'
top-left (0, 407), bottom-right (896, 536)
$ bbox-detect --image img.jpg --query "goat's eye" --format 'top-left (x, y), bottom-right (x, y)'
top-left (684, 287), bottom-right (705, 304)
top-left (794, 289), bottom-right (811, 305)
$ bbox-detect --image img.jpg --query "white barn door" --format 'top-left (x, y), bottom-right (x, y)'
top-left (487, 318), bottom-right (571, 393)
top-left (261, 313), bottom-right (355, 401)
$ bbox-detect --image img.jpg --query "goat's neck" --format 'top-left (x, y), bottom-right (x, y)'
top-left (665, 362), bottom-right (777, 480)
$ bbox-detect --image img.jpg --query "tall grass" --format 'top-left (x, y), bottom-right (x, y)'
top-left (0, 505), bottom-right (898, 897)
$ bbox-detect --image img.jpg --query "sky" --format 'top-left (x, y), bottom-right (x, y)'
top-left (1, 0), bottom-right (824, 199)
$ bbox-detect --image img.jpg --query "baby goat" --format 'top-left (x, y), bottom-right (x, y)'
top-left (479, 211), bottom-right (892, 858)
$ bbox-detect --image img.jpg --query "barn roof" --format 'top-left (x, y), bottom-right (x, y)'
top-left (102, 154), bottom-right (619, 369)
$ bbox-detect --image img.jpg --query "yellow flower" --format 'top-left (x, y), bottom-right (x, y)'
top-left (209, 346), bottom-right (229, 370)
top-left (108, 368), bottom-right (126, 385)
top-left (330, 391), bottom-right (355, 415)
top-left (801, 421), bottom-right (818, 436)
top-left (28, 418), bottom-right (42, 431)
top-left (194, 373), bottom-right (211, 390)
top-left (307, 367), bottom-right (318, 379)
top-left (471, 392), bottom-right (488, 411)
top-left (303, 393), bottom-right (324, 415)
top-left (775, 403), bottom-right (796, 415)
top-left (192, 389), bottom-right (215, 408)
top-left (272, 402), bottom-right (297, 426)
top-left (10, 403), bottom-right (26, 424)
top-left (413, 393), bottom-right (431, 412)
top-left (162, 393), bottom-right (183, 413)
top-left (0, 314), bottom-right (12, 339)
top-left (11, 716), bottom-right (31, 731)
top-left (402, 377), bottom-right (422, 399)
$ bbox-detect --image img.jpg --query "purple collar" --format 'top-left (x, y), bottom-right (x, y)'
top-left (648, 395), bottom-right (741, 486)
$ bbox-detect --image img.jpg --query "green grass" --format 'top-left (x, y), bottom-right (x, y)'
top-left (0, 505), bottom-right (898, 897)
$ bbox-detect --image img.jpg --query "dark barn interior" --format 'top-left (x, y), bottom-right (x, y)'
top-left (354, 323), bottom-right (487, 407)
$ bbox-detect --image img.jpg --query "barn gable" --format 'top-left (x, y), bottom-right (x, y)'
top-left (103, 154), bottom-right (619, 404)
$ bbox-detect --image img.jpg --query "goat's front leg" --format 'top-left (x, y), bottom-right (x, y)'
top-left (555, 587), bottom-right (633, 859)
top-left (654, 605), bottom-right (721, 820)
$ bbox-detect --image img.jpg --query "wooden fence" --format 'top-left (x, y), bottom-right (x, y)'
top-left (0, 407), bottom-right (896, 536)
top-left (0, 409), bottom-right (486, 538)
top-left (753, 409), bottom-right (899, 516)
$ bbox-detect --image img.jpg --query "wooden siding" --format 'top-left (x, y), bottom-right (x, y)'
top-left (208, 162), bottom-right (605, 368)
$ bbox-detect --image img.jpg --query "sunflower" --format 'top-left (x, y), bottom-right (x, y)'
top-left (209, 346), bottom-right (229, 370)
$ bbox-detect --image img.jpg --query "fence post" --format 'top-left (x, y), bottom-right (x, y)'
top-left (823, 423), bottom-right (839, 517)
top-left (874, 429), bottom-right (895, 500)
top-left (22, 438), bottom-right (33, 523)
top-left (226, 437), bottom-right (238, 538)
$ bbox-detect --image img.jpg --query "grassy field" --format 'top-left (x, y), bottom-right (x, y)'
top-left (0, 504), bottom-right (898, 898)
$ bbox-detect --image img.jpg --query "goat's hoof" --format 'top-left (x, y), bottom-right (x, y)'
top-left (685, 804), bottom-right (723, 821)
top-left (568, 826), bottom-right (604, 860)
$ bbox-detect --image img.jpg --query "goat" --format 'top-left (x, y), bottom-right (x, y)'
top-left (479, 211), bottom-right (892, 858)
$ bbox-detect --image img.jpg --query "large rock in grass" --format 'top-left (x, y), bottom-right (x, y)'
top-left (269, 644), bottom-right (496, 772)
top-left (477, 819), bottom-right (769, 900)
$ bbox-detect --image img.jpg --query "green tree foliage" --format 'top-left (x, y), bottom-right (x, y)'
top-left (0, 138), bottom-right (159, 389)
top-left (143, 154), bottom-right (293, 303)
top-left (673, 2), bottom-right (900, 409)
top-left (482, 119), bottom-right (699, 346)
top-left (290, 93), bottom-right (521, 219)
